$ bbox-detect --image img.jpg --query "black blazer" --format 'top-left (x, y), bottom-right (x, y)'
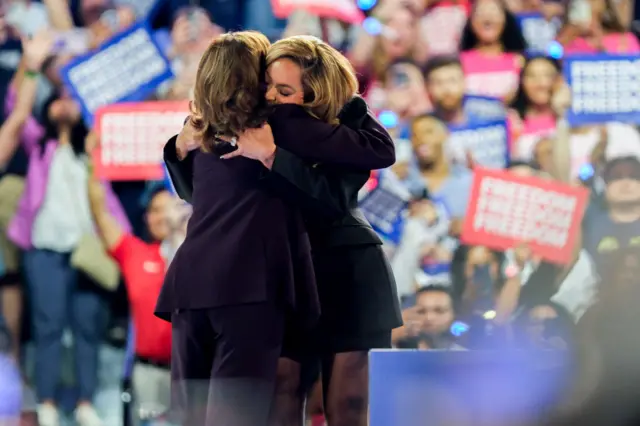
top-left (156, 100), bottom-right (395, 326)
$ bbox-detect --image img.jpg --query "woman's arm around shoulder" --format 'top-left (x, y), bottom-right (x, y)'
top-left (269, 97), bottom-right (396, 170)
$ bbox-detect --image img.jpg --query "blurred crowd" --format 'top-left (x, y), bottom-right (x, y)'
top-left (0, 0), bottom-right (639, 425)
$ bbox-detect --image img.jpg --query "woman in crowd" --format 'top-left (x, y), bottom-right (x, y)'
top-left (558, 0), bottom-right (639, 54)
top-left (0, 31), bottom-right (130, 426)
top-left (509, 55), bottom-right (561, 160)
top-left (349, 0), bottom-right (427, 101)
top-left (162, 32), bottom-right (399, 426)
top-left (459, 0), bottom-right (527, 99)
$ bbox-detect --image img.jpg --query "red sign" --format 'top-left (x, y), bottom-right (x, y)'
top-left (93, 101), bottom-right (188, 181)
top-left (461, 168), bottom-right (589, 264)
top-left (421, 5), bottom-right (468, 56)
top-left (271, 0), bottom-right (364, 24)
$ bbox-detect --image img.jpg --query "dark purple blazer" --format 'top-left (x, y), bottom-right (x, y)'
top-left (155, 102), bottom-right (395, 327)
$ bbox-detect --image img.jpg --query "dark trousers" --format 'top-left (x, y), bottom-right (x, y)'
top-left (170, 303), bottom-right (285, 426)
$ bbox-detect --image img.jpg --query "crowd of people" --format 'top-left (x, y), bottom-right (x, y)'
top-left (0, 0), bottom-right (639, 425)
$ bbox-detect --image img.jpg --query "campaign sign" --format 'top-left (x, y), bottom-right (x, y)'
top-left (517, 13), bottom-right (558, 53)
top-left (564, 54), bottom-right (640, 126)
top-left (271, 0), bottom-right (364, 24)
top-left (463, 95), bottom-right (506, 122)
top-left (359, 170), bottom-right (411, 245)
top-left (449, 119), bottom-right (509, 169)
top-left (93, 101), bottom-right (188, 181)
top-left (461, 168), bottom-right (589, 264)
top-left (369, 350), bottom-right (568, 426)
top-left (60, 22), bottom-right (173, 126)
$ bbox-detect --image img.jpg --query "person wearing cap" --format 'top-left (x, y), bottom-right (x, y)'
top-left (582, 155), bottom-right (640, 275)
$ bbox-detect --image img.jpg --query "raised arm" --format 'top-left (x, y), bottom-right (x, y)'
top-left (269, 98), bottom-right (396, 170)
top-left (0, 33), bottom-right (53, 168)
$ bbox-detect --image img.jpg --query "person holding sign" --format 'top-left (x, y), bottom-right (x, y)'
top-left (161, 32), bottom-right (398, 426)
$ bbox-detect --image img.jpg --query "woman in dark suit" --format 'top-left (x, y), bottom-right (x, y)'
top-left (160, 32), bottom-right (398, 426)
top-left (166, 35), bottom-right (402, 426)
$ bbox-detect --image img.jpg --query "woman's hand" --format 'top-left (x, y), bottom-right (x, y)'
top-left (22, 30), bottom-right (54, 72)
top-left (176, 114), bottom-right (203, 160)
top-left (219, 124), bottom-right (277, 167)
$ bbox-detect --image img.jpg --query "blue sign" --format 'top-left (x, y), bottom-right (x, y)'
top-left (369, 350), bottom-right (569, 426)
top-left (564, 54), bottom-right (640, 126)
top-left (60, 22), bottom-right (173, 126)
top-left (449, 119), bottom-right (510, 169)
top-left (163, 165), bottom-right (176, 195)
top-left (359, 171), bottom-right (411, 244)
top-left (463, 95), bottom-right (506, 122)
top-left (517, 13), bottom-right (559, 54)
top-left (114, 0), bottom-right (162, 20)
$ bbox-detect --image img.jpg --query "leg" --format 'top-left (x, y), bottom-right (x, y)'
top-left (133, 363), bottom-right (171, 422)
top-left (22, 250), bottom-right (70, 405)
top-left (321, 352), bottom-right (369, 426)
top-left (206, 303), bottom-right (284, 426)
top-left (269, 358), bottom-right (304, 426)
top-left (0, 280), bottom-right (22, 360)
top-left (170, 309), bottom-right (215, 426)
top-left (69, 274), bottom-right (108, 405)
top-left (0, 232), bottom-right (22, 361)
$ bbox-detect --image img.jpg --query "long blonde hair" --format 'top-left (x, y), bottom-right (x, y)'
top-left (267, 36), bottom-right (358, 125)
top-left (192, 31), bottom-right (271, 151)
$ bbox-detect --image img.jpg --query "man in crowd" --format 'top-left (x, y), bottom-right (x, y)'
top-left (404, 113), bottom-right (472, 217)
top-left (390, 114), bottom-right (471, 298)
top-left (391, 285), bottom-right (464, 350)
top-left (87, 138), bottom-right (179, 418)
top-left (423, 55), bottom-right (467, 126)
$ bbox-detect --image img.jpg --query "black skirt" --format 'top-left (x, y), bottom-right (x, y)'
top-left (289, 243), bottom-right (402, 354)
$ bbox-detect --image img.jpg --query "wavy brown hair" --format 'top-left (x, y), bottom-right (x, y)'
top-left (191, 31), bottom-right (271, 152)
top-left (266, 36), bottom-right (358, 125)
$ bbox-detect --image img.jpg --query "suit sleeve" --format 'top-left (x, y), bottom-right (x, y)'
top-left (265, 147), bottom-right (369, 220)
top-left (271, 106), bottom-right (396, 170)
top-left (163, 135), bottom-right (195, 203)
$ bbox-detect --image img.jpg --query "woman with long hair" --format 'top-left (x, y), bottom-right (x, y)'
top-left (160, 32), bottom-right (398, 426)
top-left (459, 0), bottom-right (527, 99)
top-left (509, 55), bottom-right (562, 160)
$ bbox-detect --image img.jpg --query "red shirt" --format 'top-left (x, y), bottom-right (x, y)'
top-left (110, 234), bottom-right (171, 363)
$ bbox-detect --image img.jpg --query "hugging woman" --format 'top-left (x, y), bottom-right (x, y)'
top-left (160, 32), bottom-right (401, 426)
